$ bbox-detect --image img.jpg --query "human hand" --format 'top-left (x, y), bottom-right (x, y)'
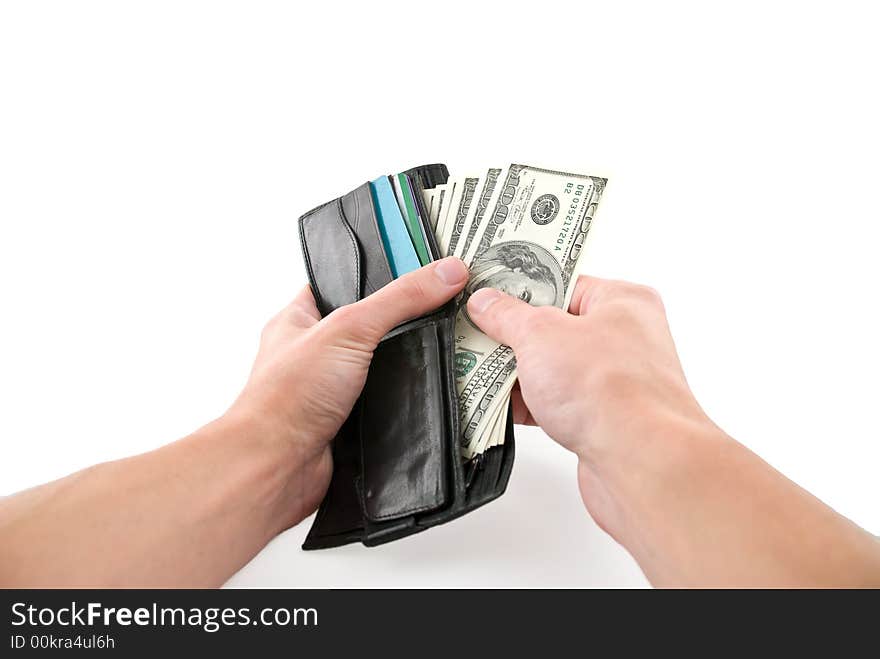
top-left (467, 278), bottom-right (880, 587)
top-left (228, 257), bottom-right (468, 525)
top-left (466, 276), bottom-right (716, 537)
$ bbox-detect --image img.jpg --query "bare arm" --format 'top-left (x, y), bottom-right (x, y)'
top-left (588, 407), bottom-right (880, 587)
top-left (0, 258), bottom-right (469, 587)
top-left (0, 415), bottom-right (314, 587)
top-left (467, 278), bottom-right (880, 587)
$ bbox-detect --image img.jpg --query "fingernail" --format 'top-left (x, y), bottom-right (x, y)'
top-left (468, 288), bottom-right (502, 314)
top-left (433, 257), bottom-right (467, 286)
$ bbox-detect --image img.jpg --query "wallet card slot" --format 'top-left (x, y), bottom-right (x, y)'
top-left (299, 198), bottom-right (362, 316)
top-left (404, 166), bottom-right (445, 262)
top-left (299, 182), bottom-right (395, 317)
top-left (359, 321), bottom-right (449, 522)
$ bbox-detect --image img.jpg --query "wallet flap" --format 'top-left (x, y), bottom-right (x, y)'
top-left (359, 321), bottom-right (449, 521)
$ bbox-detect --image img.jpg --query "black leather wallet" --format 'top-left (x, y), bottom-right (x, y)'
top-left (298, 163), bottom-right (515, 549)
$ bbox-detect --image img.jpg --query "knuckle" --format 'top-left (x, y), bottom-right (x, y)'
top-left (399, 276), bottom-right (430, 306)
top-left (630, 282), bottom-right (660, 300)
top-left (634, 284), bottom-right (663, 305)
top-left (309, 302), bottom-right (384, 350)
top-left (260, 314), bottom-right (281, 340)
top-left (341, 301), bottom-right (387, 342)
top-left (325, 304), bottom-right (359, 329)
top-left (319, 307), bottom-right (366, 346)
top-left (492, 295), bottom-right (520, 316)
top-left (528, 305), bottom-right (560, 330)
top-left (510, 305), bottom-right (556, 343)
top-left (610, 281), bottom-right (664, 309)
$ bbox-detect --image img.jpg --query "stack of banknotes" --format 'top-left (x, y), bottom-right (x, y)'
top-left (373, 164), bottom-right (606, 460)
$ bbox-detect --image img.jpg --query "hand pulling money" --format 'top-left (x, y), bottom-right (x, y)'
top-left (371, 165), bottom-right (606, 460)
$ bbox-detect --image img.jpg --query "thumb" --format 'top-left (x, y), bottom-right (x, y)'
top-left (467, 288), bottom-right (566, 348)
top-left (331, 257), bottom-right (468, 344)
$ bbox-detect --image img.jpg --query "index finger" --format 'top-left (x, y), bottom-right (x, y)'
top-left (567, 275), bottom-right (609, 316)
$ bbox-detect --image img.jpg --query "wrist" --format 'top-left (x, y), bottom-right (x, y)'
top-left (203, 410), bottom-right (331, 533)
top-left (576, 401), bottom-right (730, 546)
top-left (578, 378), bottom-right (718, 473)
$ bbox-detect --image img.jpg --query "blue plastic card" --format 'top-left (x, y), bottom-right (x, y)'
top-left (370, 175), bottom-right (421, 277)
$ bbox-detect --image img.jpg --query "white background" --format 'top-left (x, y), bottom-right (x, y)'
top-left (1, 1), bottom-right (878, 587)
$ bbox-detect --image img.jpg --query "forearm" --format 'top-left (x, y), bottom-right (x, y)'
top-left (589, 411), bottom-right (880, 587)
top-left (0, 414), bottom-right (309, 587)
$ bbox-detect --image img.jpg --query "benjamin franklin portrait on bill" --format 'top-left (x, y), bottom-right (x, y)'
top-left (462, 241), bottom-right (564, 327)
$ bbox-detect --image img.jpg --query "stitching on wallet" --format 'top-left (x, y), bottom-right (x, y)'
top-left (359, 470), bottom-right (442, 521)
top-left (368, 501), bottom-right (441, 522)
top-left (349, 186), bottom-right (382, 296)
top-left (361, 185), bottom-right (393, 284)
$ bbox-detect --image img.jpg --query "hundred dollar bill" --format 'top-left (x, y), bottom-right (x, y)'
top-left (454, 164), bottom-right (606, 458)
top-left (485, 397), bottom-right (509, 452)
top-left (455, 168), bottom-right (502, 259)
top-left (493, 399), bottom-right (511, 448)
top-left (467, 396), bottom-right (507, 457)
top-left (440, 175), bottom-right (481, 257)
